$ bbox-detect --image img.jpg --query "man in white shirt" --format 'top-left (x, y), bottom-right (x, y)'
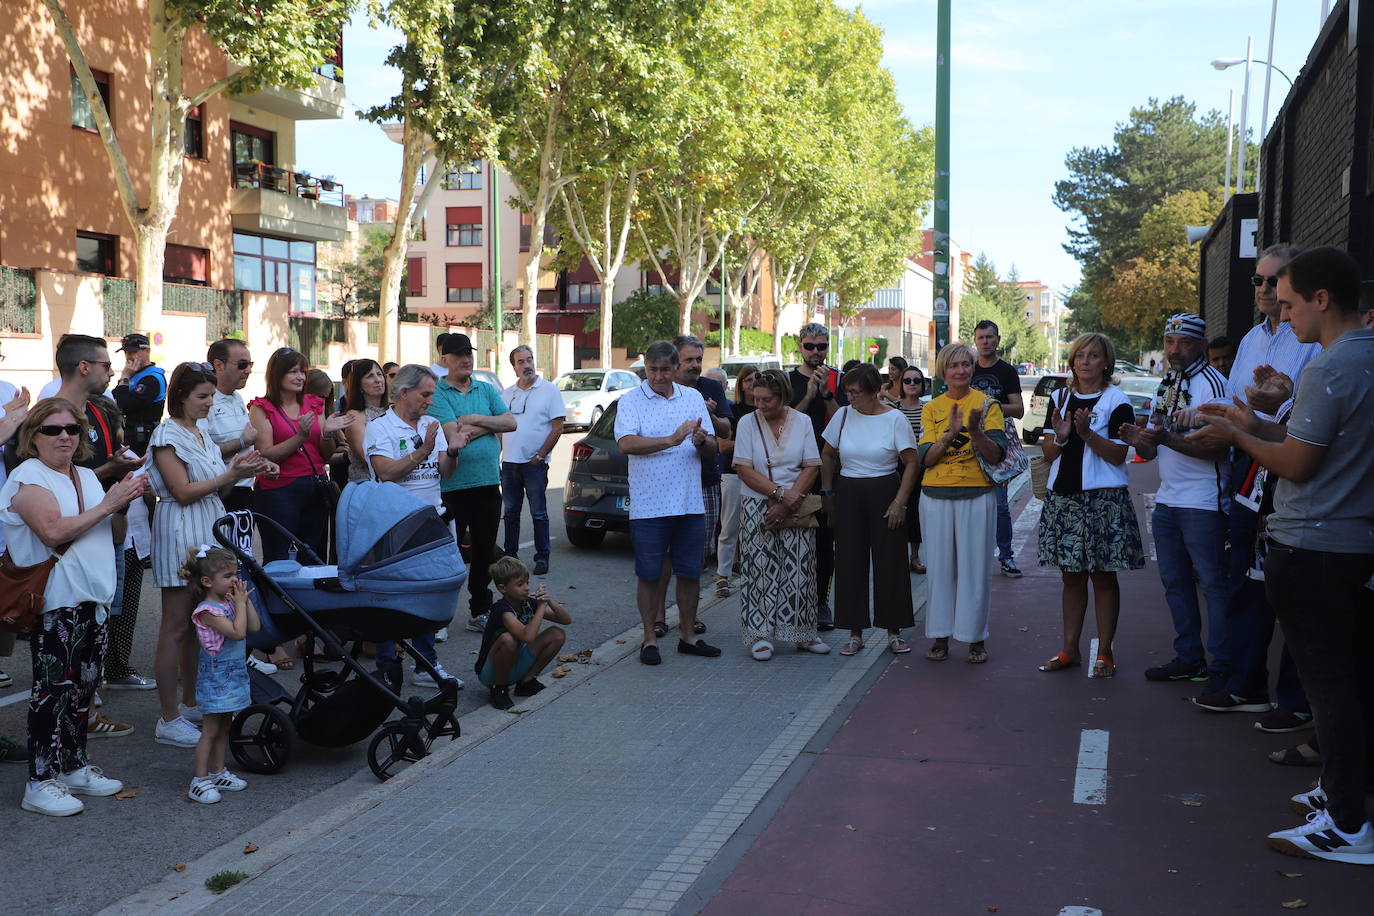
top-left (615, 340), bottom-right (721, 665)
top-left (204, 339), bottom-right (258, 513)
top-left (365, 364), bottom-right (460, 688)
top-left (500, 345), bottom-right (564, 575)
top-left (1121, 313), bottom-right (1232, 684)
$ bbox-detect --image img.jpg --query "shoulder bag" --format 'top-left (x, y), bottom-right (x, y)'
top-left (0, 464), bottom-right (84, 633)
top-left (755, 412), bottom-right (821, 528)
top-left (975, 395), bottom-right (1029, 486)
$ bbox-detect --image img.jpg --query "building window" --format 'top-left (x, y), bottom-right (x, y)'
top-left (568, 282), bottom-right (602, 306)
top-left (76, 231), bottom-right (118, 275)
top-left (407, 257), bottom-right (425, 297)
top-left (184, 106), bottom-right (204, 158)
top-left (231, 122), bottom-right (275, 169)
top-left (519, 211), bottom-right (557, 252)
top-left (643, 283), bottom-right (666, 297)
top-left (164, 243), bottom-right (209, 286)
top-left (443, 161), bottom-right (484, 190)
top-left (355, 199), bottom-right (375, 223)
top-left (445, 263), bottom-right (482, 303)
top-left (446, 206), bottom-right (483, 247)
top-left (71, 67), bottom-right (112, 132)
top-left (232, 232), bottom-right (317, 313)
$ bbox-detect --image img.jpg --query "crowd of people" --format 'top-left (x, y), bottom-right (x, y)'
top-left (1, 248), bottom-right (1370, 869)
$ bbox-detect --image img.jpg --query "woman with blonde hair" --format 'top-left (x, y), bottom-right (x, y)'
top-left (919, 343), bottom-right (1007, 664)
top-left (1036, 332), bottom-right (1143, 678)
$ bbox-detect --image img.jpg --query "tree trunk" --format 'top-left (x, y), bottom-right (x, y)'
top-left (377, 120), bottom-right (428, 364)
top-left (520, 99), bottom-right (565, 348)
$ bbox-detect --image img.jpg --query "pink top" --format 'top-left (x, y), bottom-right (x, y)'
top-left (250, 393), bottom-right (327, 490)
top-left (192, 600), bottom-right (234, 655)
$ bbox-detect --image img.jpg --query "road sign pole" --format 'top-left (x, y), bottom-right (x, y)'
top-left (933, 0), bottom-right (952, 395)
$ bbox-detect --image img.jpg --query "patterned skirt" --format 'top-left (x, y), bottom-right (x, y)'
top-left (1037, 487), bottom-right (1146, 573)
top-left (738, 498), bottom-right (818, 646)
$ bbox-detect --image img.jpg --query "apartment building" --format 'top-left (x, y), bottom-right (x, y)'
top-left (0, 0), bottom-right (347, 315)
top-left (1016, 279), bottom-right (1067, 367)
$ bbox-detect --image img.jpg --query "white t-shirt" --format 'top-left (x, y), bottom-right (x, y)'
top-left (0, 459), bottom-right (115, 616)
top-left (821, 406), bottom-right (918, 478)
top-left (501, 377), bottom-right (566, 463)
top-left (363, 408), bottom-right (449, 507)
top-left (1151, 363), bottom-right (1231, 512)
top-left (613, 381), bottom-right (714, 520)
top-left (732, 408), bottom-right (820, 499)
top-left (204, 388), bottom-right (254, 488)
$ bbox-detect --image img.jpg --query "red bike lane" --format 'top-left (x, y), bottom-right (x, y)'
top-left (703, 465), bottom-right (1370, 915)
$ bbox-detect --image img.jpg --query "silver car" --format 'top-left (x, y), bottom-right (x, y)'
top-left (555, 369), bottom-right (640, 429)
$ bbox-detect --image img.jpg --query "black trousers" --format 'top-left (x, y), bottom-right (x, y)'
top-left (832, 474), bottom-right (915, 632)
top-left (443, 484), bottom-right (501, 618)
top-left (1266, 544), bottom-right (1374, 833)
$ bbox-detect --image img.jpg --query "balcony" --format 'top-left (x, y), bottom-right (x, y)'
top-left (231, 163), bottom-right (348, 242)
top-left (228, 68), bottom-right (345, 121)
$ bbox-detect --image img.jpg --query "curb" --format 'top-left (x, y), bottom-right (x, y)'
top-left (99, 589), bottom-right (736, 914)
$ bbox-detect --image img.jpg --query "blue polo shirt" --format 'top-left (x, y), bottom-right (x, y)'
top-left (428, 376), bottom-right (509, 491)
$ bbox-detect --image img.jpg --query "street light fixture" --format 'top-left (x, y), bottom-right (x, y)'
top-left (1211, 58), bottom-right (1293, 87)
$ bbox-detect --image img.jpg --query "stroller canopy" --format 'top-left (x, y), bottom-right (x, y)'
top-left (335, 481), bottom-right (466, 593)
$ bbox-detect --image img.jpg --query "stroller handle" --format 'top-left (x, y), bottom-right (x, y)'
top-left (213, 511), bottom-right (325, 568)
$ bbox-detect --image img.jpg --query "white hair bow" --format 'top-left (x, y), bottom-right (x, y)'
top-left (195, 544), bottom-right (212, 558)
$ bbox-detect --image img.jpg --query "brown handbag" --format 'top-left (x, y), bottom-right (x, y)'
top-left (0, 464), bottom-right (83, 633)
top-left (755, 413), bottom-right (822, 529)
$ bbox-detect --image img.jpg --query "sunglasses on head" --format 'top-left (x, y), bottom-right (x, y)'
top-left (1251, 274), bottom-right (1279, 288)
top-left (802, 342), bottom-right (828, 352)
top-left (37, 423), bottom-right (82, 437)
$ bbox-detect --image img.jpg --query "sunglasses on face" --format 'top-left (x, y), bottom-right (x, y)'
top-left (902, 377), bottom-right (923, 385)
top-left (802, 342), bottom-right (828, 352)
top-left (1251, 275), bottom-right (1279, 288)
top-left (37, 424), bottom-right (82, 437)
top-left (228, 359), bottom-right (253, 371)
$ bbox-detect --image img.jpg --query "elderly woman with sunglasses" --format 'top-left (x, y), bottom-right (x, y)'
top-left (149, 364), bottom-right (273, 749)
top-left (0, 398), bottom-right (147, 815)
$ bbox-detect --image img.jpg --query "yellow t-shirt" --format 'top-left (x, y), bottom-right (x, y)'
top-left (919, 392), bottom-right (1004, 489)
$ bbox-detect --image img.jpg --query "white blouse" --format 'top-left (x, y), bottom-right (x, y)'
top-left (0, 459), bottom-right (115, 616)
top-left (732, 408), bottom-right (820, 499)
top-left (821, 406), bottom-right (919, 478)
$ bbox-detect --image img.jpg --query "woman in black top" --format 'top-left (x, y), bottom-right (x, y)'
top-left (715, 365), bottom-right (759, 596)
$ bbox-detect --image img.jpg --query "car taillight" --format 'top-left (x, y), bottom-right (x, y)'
top-left (571, 442), bottom-right (594, 462)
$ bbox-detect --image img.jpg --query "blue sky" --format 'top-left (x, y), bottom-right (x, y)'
top-left (299, 0), bottom-right (1329, 296)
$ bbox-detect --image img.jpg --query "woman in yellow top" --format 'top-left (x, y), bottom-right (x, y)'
top-left (919, 343), bottom-right (1007, 663)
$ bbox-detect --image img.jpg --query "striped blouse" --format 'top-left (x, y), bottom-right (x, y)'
top-left (148, 419), bottom-right (228, 588)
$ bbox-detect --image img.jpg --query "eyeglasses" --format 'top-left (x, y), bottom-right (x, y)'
top-left (229, 359), bottom-right (253, 371)
top-left (902, 377), bottom-right (923, 385)
top-left (802, 342), bottom-right (828, 352)
top-left (37, 424), bottom-right (82, 437)
top-left (1251, 275), bottom-right (1279, 288)
top-left (83, 359), bottom-right (112, 370)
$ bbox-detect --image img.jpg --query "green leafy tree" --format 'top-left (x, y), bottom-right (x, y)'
top-left (41, 0), bottom-right (355, 331)
top-left (583, 288), bottom-right (699, 353)
top-left (336, 227), bottom-right (396, 318)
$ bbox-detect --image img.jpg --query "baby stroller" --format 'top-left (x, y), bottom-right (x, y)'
top-left (213, 481), bottom-right (466, 780)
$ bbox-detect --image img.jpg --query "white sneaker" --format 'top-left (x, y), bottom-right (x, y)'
top-left (797, 639), bottom-right (832, 655)
top-left (178, 703), bottom-right (203, 723)
top-left (246, 655), bottom-right (278, 676)
top-left (434, 628), bottom-right (449, 643)
top-left (465, 614), bottom-right (488, 633)
top-left (57, 765), bottom-right (122, 797)
top-left (21, 779), bottom-right (84, 816)
top-left (208, 769), bottom-right (248, 792)
top-left (1268, 809), bottom-right (1374, 864)
top-left (187, 778), bottom-right (221, 805)
top-left (412, 665), bottom-right (463, 689)
top-left (155, 716), bottom-right (201, 748)
top-left (1291, 781), bottom-right (1328, 816)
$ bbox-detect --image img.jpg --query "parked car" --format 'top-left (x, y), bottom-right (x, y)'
top-left (563, 401), bottom-right (630, 547)
top-left (1115, 360), bottom-right (1151, 376)
top-left (1117, 375), bottom-right (1160, 426)
top-left (554, 369), bottom-right (639, 429)
top-left (1024, 373), bottom-right (1069, 444)
top-left (473, 368), bottom-right (502, 391)
top-left (720, 354), bottom-right (782, 395)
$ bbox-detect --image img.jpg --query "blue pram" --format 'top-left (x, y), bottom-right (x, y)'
top-left (214, 481), bottom-right (466, 780)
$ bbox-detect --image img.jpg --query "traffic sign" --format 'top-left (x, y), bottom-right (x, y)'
top-left (868, 343), bottom-right (879, 355)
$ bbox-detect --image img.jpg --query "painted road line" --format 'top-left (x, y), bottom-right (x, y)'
top-left (0, 691), bottom-right (26, 709)
top-left (1142, 492), bottom-right (1157, 561)
top-left (1010, 498), bottom-right (1042, 558)
top-left (1086, 638), bottom-right (1098, 679)
top-left (1058, 908), bottom-right (1104, 915)
top-left (1073, 728), bottom-right (1110, 805)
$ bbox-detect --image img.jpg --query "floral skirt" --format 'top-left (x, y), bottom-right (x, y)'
top-left (1037, 487), bottom-right (1145, 573)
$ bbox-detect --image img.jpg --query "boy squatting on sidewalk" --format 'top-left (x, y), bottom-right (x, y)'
top-left (474, 556), bottom-right (572, 710)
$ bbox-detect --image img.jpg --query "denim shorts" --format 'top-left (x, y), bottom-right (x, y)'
top-left (477, 643), bottom-right (536, 688)
top-left (629, 514), bottom-right (706, 581)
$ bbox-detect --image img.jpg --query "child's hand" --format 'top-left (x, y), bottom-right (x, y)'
top-left (533, 584), bottom-right (549, 602)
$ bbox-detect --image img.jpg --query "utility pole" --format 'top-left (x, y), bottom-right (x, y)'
top-left (933, 0), bottom-right (952, 394)
top-left (491, 161), bottom-right (503, 370)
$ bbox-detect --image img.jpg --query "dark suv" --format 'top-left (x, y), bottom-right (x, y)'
top-left (563, 401), bottom-right (630, 547)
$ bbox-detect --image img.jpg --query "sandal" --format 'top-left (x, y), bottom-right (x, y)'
top-left (839, 636), bottom-right (865, 656)
top-left (714, 575), bottom-right (731, 598)
top-left (967, 643), bottom-right (989, 665)
top-left (926, 640), bottom-right (949, 662)
top-left (887, 635), bottom-right (911, 655)
top-left (1269, 744), bottom-right (1322, 767)
top-left (1089, 656), bottom-right (1116, 678)
top-left (653, 622), bottom-right (668, 638)
top-left (1038, 652), bottom-right (1079, 673)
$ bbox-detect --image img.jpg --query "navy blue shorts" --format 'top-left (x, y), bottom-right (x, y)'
top-left (629, 514), bottom-right (706, 581)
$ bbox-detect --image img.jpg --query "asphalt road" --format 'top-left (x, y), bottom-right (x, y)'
top-left (0, 429), bottom-right (678, 915)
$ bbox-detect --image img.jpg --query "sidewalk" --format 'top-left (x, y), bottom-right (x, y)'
top-left (106, 570), bottom-right (929, 914)
top-left (699, 465), bottom-right (1371, 915)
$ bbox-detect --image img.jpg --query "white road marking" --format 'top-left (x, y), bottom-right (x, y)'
top-left (1086, 638), bottom-right (1098, 679)
top-left (516, 537), bottom-right (557, 550)
top-left (1073, 728), bottom-right (1110, 805)
top-left (1010, 498), bottom-right (1042, 558)
top-left (1142, 491), bottom-right (1157, 561)
top-left (1058, 908), bottom-right (1104, 915)
top-left (0, 692), bottom-right (26, 709)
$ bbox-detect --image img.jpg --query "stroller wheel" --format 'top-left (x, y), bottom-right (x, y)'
top-left (367, 722), bottom-right (427, 781)
top-left (230, 704), bottom-right (293, 774)
top-left (422, 711), bottom-right (461, 749)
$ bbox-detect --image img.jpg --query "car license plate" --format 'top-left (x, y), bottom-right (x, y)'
top-left (616, 495), bottom-right (631, 511)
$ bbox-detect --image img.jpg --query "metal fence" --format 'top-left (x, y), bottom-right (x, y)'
top-left (0, 266), bottom-right (37, 334)
top-left (289, 315), bottom-right (346, 367)
top-left (163, 284), bottom-right (243, 342)
top-left (102, 278), bottom-right (137, 338)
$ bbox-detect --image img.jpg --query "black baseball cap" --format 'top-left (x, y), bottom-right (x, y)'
top-left (118, 333), bottom-right (150, 352)
top-left (440, 333), bottom-right (473, 356)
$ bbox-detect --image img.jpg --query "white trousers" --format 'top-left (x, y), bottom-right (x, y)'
top-left (920, 490), bottom-right (996, 643)
top-left (717, 475), bottom-right (744, 576)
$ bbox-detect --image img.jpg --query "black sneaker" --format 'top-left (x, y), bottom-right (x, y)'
top-left (489, 685), bottom-right (514, 710)
top-left (1191, 691), bottom-right (1274, 713)
top-left (999, 559), bottom-right (1023, 578)
top-left (514, 678), bottom-right (546, 697)
top-left (1144, 657), bottom-right (1208, 681)
top-left (533, 559), bottom-right (549, 576)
